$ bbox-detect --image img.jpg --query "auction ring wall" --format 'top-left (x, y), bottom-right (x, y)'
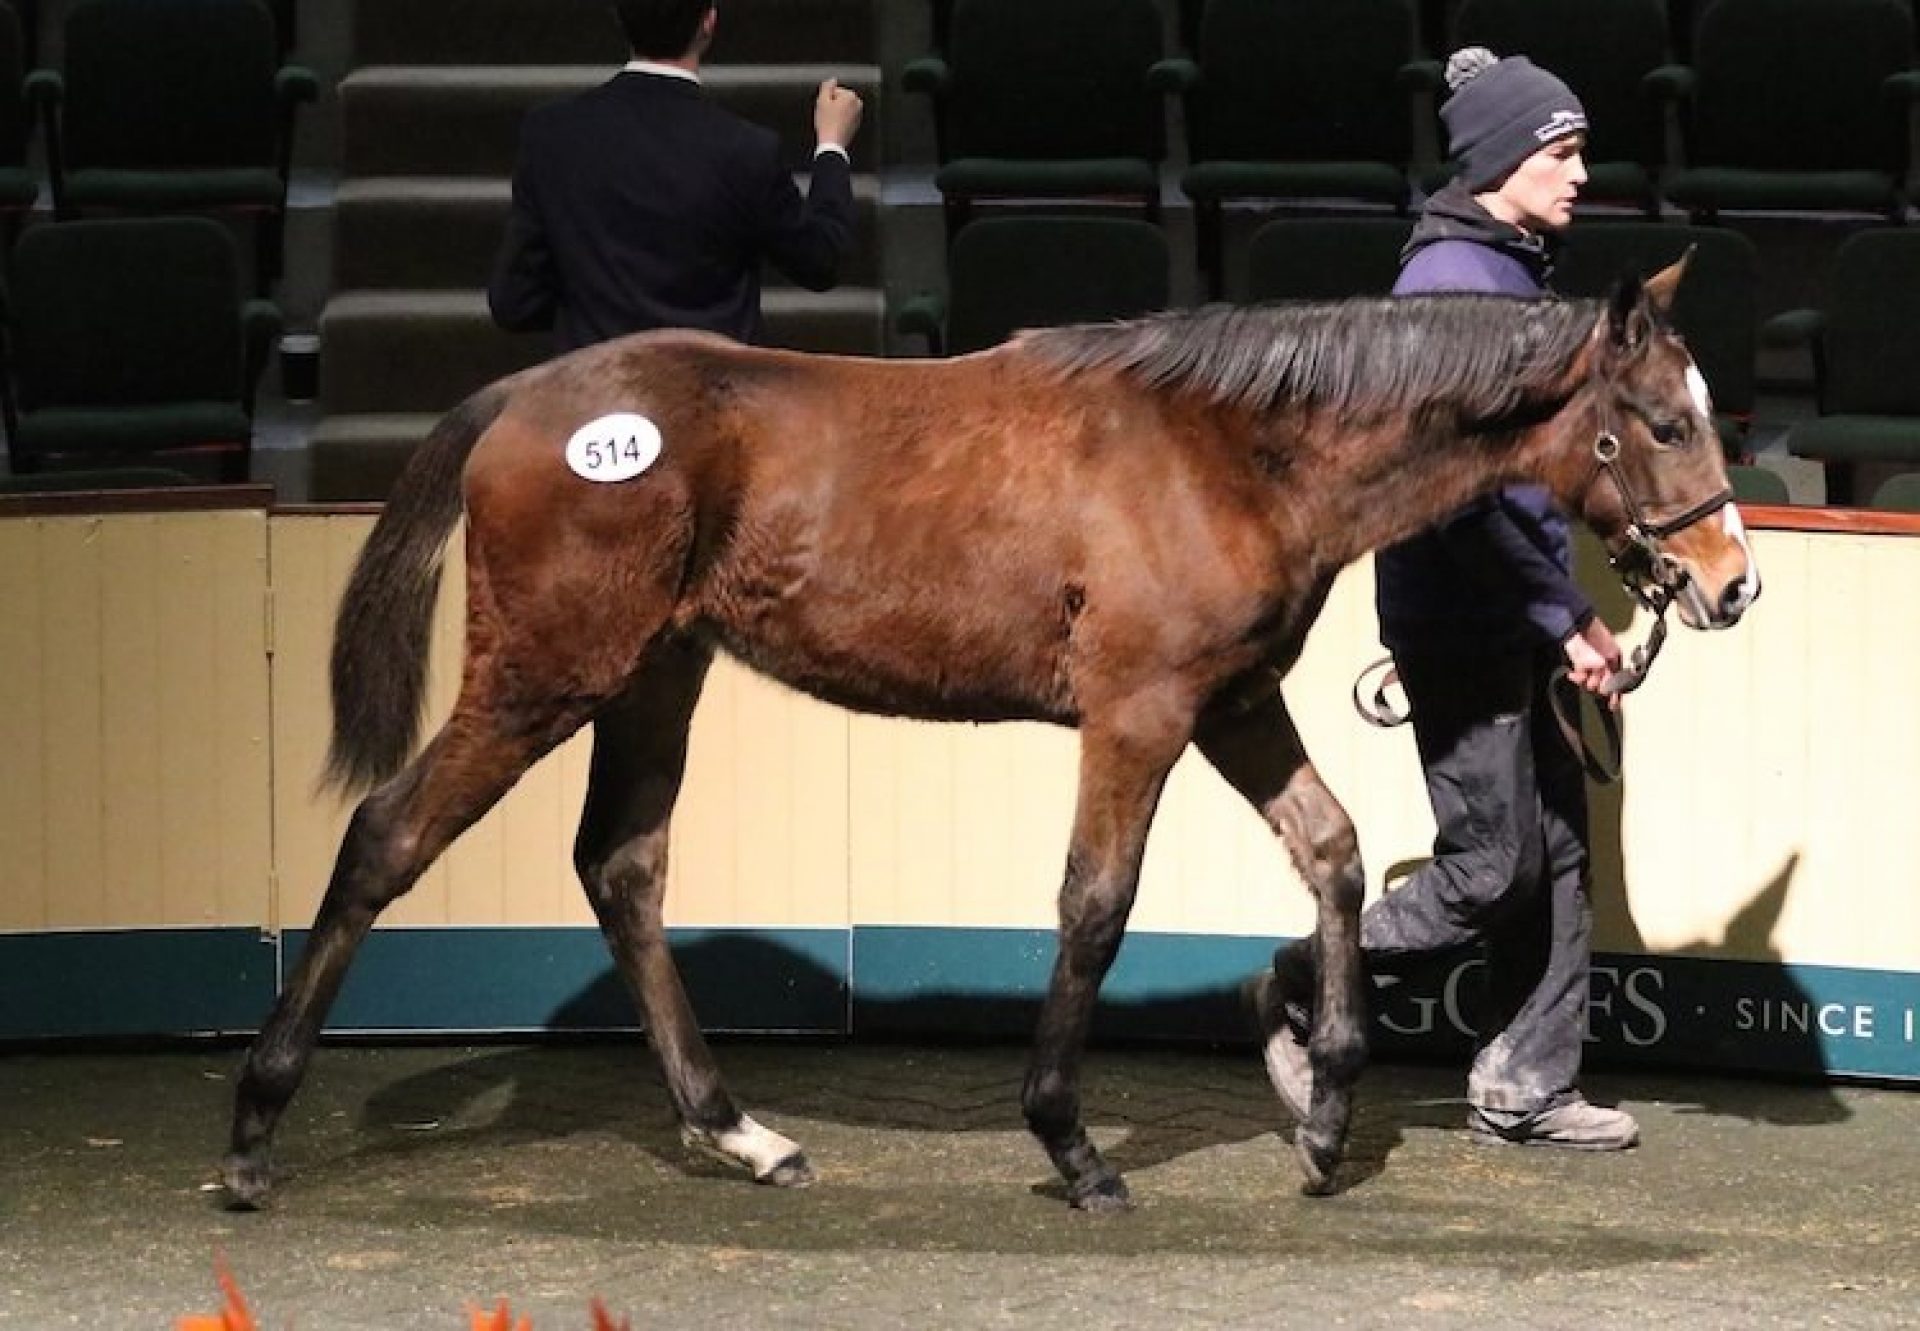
top-left (2, 495), bottom-right (1915, 1081)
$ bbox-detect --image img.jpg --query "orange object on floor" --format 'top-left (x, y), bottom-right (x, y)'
top-left (177, 1259), bottom-right (257, 1331)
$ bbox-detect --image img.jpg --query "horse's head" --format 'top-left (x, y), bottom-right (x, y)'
top-left (1570, 254), bottom-right (1760, 630)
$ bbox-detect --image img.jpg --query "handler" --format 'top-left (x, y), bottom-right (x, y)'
top-left (1260, 47), bottom-right (1638, 1152)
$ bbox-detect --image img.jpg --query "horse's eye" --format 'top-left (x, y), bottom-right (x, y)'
top-left (1650, 419), bottom-right (1688, 447)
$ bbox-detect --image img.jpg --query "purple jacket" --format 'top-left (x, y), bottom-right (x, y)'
top-left (1373, 182), bottom-right (1597, 656)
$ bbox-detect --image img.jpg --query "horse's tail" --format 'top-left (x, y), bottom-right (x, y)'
top-left (323, 384), bottom-right (510, 794)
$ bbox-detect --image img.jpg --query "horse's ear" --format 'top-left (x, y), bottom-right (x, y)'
top-left (1641, 249), bottom-right (1692, 319)
top-left (1606, 274), bottom-right (1642, 350)
top-left (1606, 247), bottom-right (1692, 352)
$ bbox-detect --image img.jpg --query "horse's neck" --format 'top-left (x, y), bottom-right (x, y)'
top-left (1302, 393), bottom-right (1595, 567)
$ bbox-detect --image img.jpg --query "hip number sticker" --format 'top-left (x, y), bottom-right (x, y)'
top-left (565, 413), bottom-right (663, 482)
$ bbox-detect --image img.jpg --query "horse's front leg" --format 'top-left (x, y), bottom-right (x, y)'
top-left (1024, 699), bottom-right (1189, 1212)
top-left (1195, 682), bottom-right (1367, 1195)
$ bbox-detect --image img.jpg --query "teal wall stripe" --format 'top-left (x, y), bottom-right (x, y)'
top-left (851, 926), bottom-right (1920, 1082)
top-left (0, 929), bottom-right (275, 1039)
top-left (281, 927), bottom-right (849, 1033)
top-left (7, 926), bottom-right (1919, 1082)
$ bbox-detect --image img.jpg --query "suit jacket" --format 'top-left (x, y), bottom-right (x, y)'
top-left (488, 70), bottom-right (856, 351)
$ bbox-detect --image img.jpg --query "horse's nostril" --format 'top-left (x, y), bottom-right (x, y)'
top-left (1720, 580), bottom-right (1751, 619)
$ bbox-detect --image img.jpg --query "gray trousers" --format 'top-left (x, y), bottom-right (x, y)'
top-left (1361, 645), bottom-right (1592, 1114)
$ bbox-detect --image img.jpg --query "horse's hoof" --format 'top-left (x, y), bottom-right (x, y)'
top-left (755, 1151), bottom-right (816, 1189)
top-left (1293, 1134), bottom-right (1340, 1197)
top-left (1068, 1173), bottom-right (1134, 1213)
top-left (220, 1154), bottom-right (272, 1211)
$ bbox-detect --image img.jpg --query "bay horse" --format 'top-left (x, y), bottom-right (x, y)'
top-left (224, 258), bottom-right (1757, 1212)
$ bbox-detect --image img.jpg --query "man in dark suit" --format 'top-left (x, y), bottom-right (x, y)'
top-left (488, 0), bottom-right (862, 351)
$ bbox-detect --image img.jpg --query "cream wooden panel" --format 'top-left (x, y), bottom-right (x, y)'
top-left (265, 513), bottom-right (353, 932)
top-left (267, 515), bottom-right (851, 934)
top-left (1611, 530), bottom-right (1920, 970)
top-left (38, 520), bottom-right (106, 927)
top-left (99, 518), bottom-right (161, 929)
top-left (0, 520), bottom-right (48, 931)
top-left (0, 511), bottom-right (271, 931)
top-left (666, 662), bottom-right (851, 928)
top-left (848, 716), bottom-right (1072, 929)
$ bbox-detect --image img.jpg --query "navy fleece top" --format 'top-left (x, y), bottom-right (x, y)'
top-left (1374, 182), bottom-right (1597, 656)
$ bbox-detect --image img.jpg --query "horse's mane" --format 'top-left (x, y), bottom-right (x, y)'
top-left (1018, 295), bottom-right (1603, 423)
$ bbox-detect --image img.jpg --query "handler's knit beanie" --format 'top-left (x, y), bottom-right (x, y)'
top-left (1440, 47), bottom-right (1588, 191)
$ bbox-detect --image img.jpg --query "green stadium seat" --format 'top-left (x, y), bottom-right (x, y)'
top-left (1, 218), bottom-right (280, 481)
top-left (894, 215), bottom-right (1171, 357)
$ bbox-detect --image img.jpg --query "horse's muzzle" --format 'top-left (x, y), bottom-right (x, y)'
top-left (1691, 501), bottom-right (1762, 630)
top-left (1676, 570), bottom-right (1757, 630)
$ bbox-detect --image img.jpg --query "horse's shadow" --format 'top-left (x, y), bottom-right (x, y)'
top-left (347, 1036), bottom-right (1419, 1202)
top-left (341, 845), bottom-right (1849, 1199)
top-left (331, 928), bottom-right (1428, 1197)
top-left (347, 940), bottom-right (1320, 1191)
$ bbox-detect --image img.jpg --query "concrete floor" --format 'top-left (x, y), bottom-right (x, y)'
top-left (1, 1039), bottom-right (1914, 1329)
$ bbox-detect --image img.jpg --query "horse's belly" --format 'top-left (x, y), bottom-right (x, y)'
top-left (698, 616), bottom-right (1074, 727)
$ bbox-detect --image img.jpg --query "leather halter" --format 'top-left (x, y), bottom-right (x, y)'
top-left (1548, 426), bottom-right (1734, 781)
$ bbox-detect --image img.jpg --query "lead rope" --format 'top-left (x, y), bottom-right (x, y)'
top-left (1350, 617), bottom-right (1662, 787)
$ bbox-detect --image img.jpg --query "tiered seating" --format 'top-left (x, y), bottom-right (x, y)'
top-left (33, 0), bottom-right (317, 293)
top-left (14, 0), bottom-right (1916, 507)
top-left (1659, 0), bottom-right (1919, 222)
top-left (0, 2), bottom-right (34, 232)
top-left (1176, 0), bottom-right (1430, 297)
top-left (309, 0), bottom-right (885, 501)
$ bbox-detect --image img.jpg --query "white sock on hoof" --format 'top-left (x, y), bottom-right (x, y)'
top-left (685, 1114), bottom-right (803, 1177)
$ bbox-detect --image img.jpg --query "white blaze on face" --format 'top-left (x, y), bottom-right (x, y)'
top-left (1685, 361), bottom-right (1714, 427)
top-left (1722, 496), bottom-right (1761, 608)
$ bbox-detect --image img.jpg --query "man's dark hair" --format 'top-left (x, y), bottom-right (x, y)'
top-left (613, 0), bottom-right (714, 59)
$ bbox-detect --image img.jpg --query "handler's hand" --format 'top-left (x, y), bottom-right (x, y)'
top-left (1564, 617), bottom-right (1623, 710)
top-left (815, 79), bottom-right (863, 150)
top-left (1559, 622), bottom-right (1620, 710)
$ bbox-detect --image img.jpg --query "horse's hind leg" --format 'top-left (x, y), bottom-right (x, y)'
top-left (1024, 701), bottom-right (1190, 1211)
top-left (570, 641), bottom-right (811, 1186)
top-left (1195, 683), bottom-right (1367, 1195)
top-left (222, 686), bottom-right (597, 1209)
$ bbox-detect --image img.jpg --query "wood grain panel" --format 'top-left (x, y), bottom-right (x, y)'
top-left (0, 520), bottom-right (48, 930)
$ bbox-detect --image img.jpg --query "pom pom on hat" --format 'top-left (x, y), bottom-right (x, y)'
top-left (1444, 46), bottom-right (1500, 92)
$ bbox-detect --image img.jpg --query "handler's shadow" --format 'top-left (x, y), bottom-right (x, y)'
top-left (1578, 560), bottom-right (1846, 1127)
